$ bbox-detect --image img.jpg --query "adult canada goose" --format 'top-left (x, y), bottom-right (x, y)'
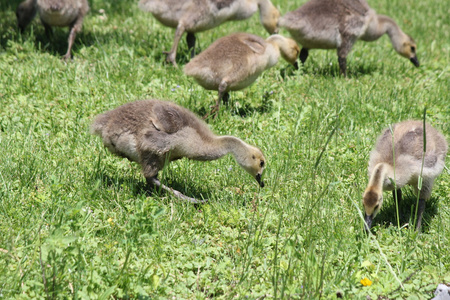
top-left (138, 0), bottom-right (280, 66)
top-left (363, 120), bottom-right (447, 231)
top-left (16, 0), bottom-right (89, 60)
top-left (91, 99), bottom-right (266, 203)
top-left (278, 0), bottom-right (419, 76)
top-left (184, 32), bottom-right (299, 116)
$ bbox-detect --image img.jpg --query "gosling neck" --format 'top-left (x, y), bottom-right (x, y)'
top-left (209, 136), bottom-right (250, 164)
top-left (368, 163), bottom-right (388, 191)
top-left (368, 162), bottom-right (400, 192)
top-left (376, 15), bottom-right (406, 53)
top-left (257, 0), bottom-right (279, 34)
top-left (265, 35), bottom-right (283, 66)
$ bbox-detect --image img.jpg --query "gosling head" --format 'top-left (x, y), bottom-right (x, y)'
top-left (362, 187), bottom-right (383, 232)
top-left (238, 146), bottom-right (266, 187)
top-left (258, 1), bottom-right (281, 34)
top-left (396, 34), bottom-right (419, 67)
top-left (267, 35), bottom-right (300, 67)
top-left (280, 37), bottom-right (300, 66)
top-left (16, 0), bottom-right (36, 32)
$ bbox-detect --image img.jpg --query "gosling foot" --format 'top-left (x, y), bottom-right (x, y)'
top-left (147, 177), bottom-right (207, 204)
top-left (163, 51), bottom-right (178, 67)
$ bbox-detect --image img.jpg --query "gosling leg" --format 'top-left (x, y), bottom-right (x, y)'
top-left (204, 81), bottom-right (228, 119)
top-left (164, 23), bottom-right (185, 67)
top-left (415, 198), bottom-right (425, 231)
top-left (393, 189), bottom-right (402, 207)
top-left (338, 56), bottom-right (347, 77)
top-left (337, 37), bottom-right (356, 77)
top-left (299, 48), bottom-right (309, 64)
top-left (186, 32), bottom-right (196, 58)
top-left (43, 22), bottom-right (53, 38)
top-left (222, 91), bottom-right (230, 105)
top-left (147, 177), bottom-right (207, 204)
top-left (63, 19), bottom-right (81, 60)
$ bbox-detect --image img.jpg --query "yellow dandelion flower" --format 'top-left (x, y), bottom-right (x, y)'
top-left (107, 217), bottom-right (114, 225)
top-left (360, 277), bottom-right (372, 286)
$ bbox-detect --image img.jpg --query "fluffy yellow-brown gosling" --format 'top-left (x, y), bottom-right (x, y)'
top-left (91, 99), bottom-right (266, 203)
top-left (363, 120), bottom-right (447, 231)
top-left (16, 0), bottom-right (89, 60)
top-left (184, 32), bottom-right (299, 116)
top-left (138, 0), bottom-right (280, 66)
top-left (278, 0), bottom-right (419, 76)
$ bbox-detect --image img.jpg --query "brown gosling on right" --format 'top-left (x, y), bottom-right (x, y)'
top-left (184, 32), bottom-right (299, 116)
top-left (138, 0), bottom-right (280, 67)
top-left (91, 99), bottom-right (266, 203)
top-left (278, 0), bottom-right (419, 76)
top-left (16, 0), bottom-right (89, 60)
top-left (363, 120), bottom-right (447, 231)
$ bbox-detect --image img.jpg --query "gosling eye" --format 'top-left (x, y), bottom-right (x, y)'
top-left (410, 46), bottom-right (415, 52)
top-left (252, 155), bottom-right (256, 160)
top-left (260, 160), bottom-right (265, 167)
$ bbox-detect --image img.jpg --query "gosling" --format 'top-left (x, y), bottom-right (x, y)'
top-left (16, 0), bottom-right (89, 60)
top-left (184, 33), bottom-right (299, 116)
top-left (91, 99), bottom-right (266, 203)
top-left (138, 0), bottom-right (280, 67)
top-left (363, 120), bottom-right (447, 231)
top-left (278, 0), bottom-right (419, 76)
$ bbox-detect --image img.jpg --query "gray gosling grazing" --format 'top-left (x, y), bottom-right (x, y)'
top-left (363, 120), bottom-right (447, 231)
top-left (278, 0), bottom-right (419, 76)
top-left (91, 99), bottom-right (266, 203)
top-left (16, 0), bottom-right (89, 60)
top-left (184, 33), bottom-right (299, 116)
top-left (138, 0), bottom-right (280, 67)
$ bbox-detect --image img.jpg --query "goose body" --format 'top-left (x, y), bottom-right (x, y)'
top-left (91, 99), bottom-right (266, 202)
top-left (363, 120), bottom-right (447, 231)
top-left (138, 0), bottom-right (280, 66)
top-left (278, 0), bottom-right (419, 76)
top-left (184, 32), bottom-right (299, 115)
top-left (16, 0), bottom-right (89, 60)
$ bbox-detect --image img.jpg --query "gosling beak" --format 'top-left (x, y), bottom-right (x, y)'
top-left (256, 174), bottom-right (264, 188)
top-left (410, 56), bottom-right (420, 67)
top-left (364, 213), bottom-right (372, 233)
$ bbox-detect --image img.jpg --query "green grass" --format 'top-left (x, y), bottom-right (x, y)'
top-left (0, 0), bottom-right (449, 298)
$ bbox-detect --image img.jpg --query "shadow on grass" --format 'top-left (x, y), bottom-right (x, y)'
top-left (198, 90), bottom-right (275, 121)
top-left (297, 59), bottom-right (379, 78)
top-left (372, 190), bottom-right (439, 232)
top-left (93, 171), bottom-right (211, 203)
